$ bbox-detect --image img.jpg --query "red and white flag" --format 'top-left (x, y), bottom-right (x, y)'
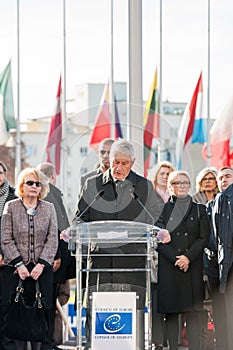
top-left (89, 82), bottom-right (123, 148)
top-left (46, 76), bottom-right (62, 175)
top-left (203, 95), bottom-right (233, 169)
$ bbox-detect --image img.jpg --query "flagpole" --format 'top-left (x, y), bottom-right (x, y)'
top-left (159, 0), bottom-right (163, 162)
top-left (206, 0), bottom-right (211, 166)
top-left (109, 0), bottom-right (115, 139)
top-left (128, 0), bottom-right (143, 172)
top-left (15, 0), bottom-right (21, 180)
top-left (62, 0), bottom-right (67, 197)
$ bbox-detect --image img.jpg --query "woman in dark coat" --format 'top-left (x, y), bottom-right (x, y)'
top-left (156, 170), bottom-right (210, 350)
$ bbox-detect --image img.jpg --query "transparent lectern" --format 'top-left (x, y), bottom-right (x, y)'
top-left (69, 220), bottom-right (159, 350)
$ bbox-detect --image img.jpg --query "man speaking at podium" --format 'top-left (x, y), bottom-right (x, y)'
top-left (74, 139), bottom-right (161, 349)
top-left (76, 139), bottom-right (160, 225)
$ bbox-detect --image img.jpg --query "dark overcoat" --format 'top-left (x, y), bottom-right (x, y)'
top-left (74, 169), bottom-right (161, 308)
top-left (156, 195), bottom-right (210, 313)
top-left (44, 183), bottom-right (73, 283)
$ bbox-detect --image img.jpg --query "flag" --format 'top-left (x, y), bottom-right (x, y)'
top-left (89, 82), bottom-right (123, 147)
top-left (46, 76), bottom-right (62, 175)
top-left (176, 72), bottom-right (206, 169)
top-left (202, 95), bottom-right (233, 169)
top-left (143, 69), bottom-right (160, 176)
top-left (0, 61), bottom-right (16, 145)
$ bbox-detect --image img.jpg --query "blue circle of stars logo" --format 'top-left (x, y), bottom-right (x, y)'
top-left (103, 314), bottom-right (126, 333)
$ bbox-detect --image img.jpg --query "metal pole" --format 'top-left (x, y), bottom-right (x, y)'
top-left (206, 0), bottom-right (211, 166)
top-left (128, 0), bottom-right (143, 173)
top-left (110, 0), bottom-right (115, 139)
top-left (62, 0), bottom-right (68, 198)
top-left (15, 0), bottom-right (21, 179)
top-left (159, 0), bottom-right (163, 138)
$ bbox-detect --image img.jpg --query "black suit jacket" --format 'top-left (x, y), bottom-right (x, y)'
top-left (75, 169), bottom-right (161, 224)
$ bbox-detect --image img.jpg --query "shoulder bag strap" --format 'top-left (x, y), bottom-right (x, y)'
top-left (15, 278), bottom-right (24, 302)
top-left (35, 280), bottom-right (43, 308)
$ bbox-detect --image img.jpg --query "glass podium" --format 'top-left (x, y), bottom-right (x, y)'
top-left (68, 220), bottom-right (159, 350)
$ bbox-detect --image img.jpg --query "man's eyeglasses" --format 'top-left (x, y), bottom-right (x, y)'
top-left (100, 150), bottom-right (110, 155)
top-left (0, 171), bottom-right (6, 175)
top-left (24, 180), bottom-right (42, 187)
top-left (202, 177), bottom-right (216, 182)
top-left (171, 181), bottom-right (190, 187)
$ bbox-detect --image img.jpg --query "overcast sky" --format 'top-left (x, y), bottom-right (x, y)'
top-left (0, 0), bottom-right (233, 121)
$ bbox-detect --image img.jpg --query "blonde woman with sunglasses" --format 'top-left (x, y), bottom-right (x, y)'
top-left (1, 167), bottom-right (58, 350)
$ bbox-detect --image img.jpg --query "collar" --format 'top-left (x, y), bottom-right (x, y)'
top-left (102, 169), bottom-right (137, 186)
top-left (156, 185), bottom-right (170, 203)
top-left (223, 183), bottom-right (233, 197)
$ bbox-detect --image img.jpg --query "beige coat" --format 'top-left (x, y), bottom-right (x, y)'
top-left (1, 198), bottom-right (58, 266)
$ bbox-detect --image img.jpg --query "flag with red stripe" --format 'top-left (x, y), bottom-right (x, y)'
top-left (143, 69), bottom-right (160, 176)
top-left (89, 82), bottom-right (123, 148)
top-left (202, 95), bottom-right (233, 168)
top-left (46, 76), bottom-right (62, 175)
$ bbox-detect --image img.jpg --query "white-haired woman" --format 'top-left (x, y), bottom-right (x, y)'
top-left (1, 167), bottom-right (58, 350)
top-left (193, 167), bottom-right (219, 204)
top-left (156, 170), bottom-right (210, 350)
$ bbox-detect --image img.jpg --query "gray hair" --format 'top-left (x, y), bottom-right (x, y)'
top-left (98, 138), bottom-right (115, 152)
top-left (36, 162), bottom-right (55, 179)
top-left (0, 161), bottom-right (7, 173)
top-left (110, 139), bottom-right (135, 161)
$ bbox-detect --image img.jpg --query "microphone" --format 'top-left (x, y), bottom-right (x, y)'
top-left (129, 188), bottom-right (155, 225)
top-left (68, 190), bottom-right (104, 251)
top-left (75, 189), bottom-right (104, 223)
top-left (129, 189), bottom-right (166, 248)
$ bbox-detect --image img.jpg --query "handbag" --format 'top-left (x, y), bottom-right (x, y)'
top-left (2, 278), bottom-right (48, 342)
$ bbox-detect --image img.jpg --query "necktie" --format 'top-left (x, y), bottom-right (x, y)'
top-left (115, 180), bottom-right (123, 188)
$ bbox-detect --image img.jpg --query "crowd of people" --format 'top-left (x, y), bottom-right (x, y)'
top-left (0, 138), bottom-right (233, 350)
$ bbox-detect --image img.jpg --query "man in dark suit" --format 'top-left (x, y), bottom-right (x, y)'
top-left (76, 139), bottom-right (160, 224)
top-left (79, 138), bottom-right (114, 193)
top-left (212, 166), bottom-right (233, 350)
top-left (36, 162), bottom-right (72, 350)
top-left (74, 140), bottom-right (161, 349)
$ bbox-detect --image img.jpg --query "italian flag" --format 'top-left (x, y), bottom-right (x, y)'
top-left (0, 60), bottom-right (16, 145)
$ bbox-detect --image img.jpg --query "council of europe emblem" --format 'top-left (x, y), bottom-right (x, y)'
top-left (95, 312), bottom-right (132, 334)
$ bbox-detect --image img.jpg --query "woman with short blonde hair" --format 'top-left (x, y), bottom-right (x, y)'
top-left (1, 167), bottom-right (58, 350)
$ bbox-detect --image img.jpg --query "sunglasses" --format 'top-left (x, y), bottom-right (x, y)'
top-left (100, 150), bottom-right (110, 155)
top-left (24, 180), bottom-right (42, 187)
